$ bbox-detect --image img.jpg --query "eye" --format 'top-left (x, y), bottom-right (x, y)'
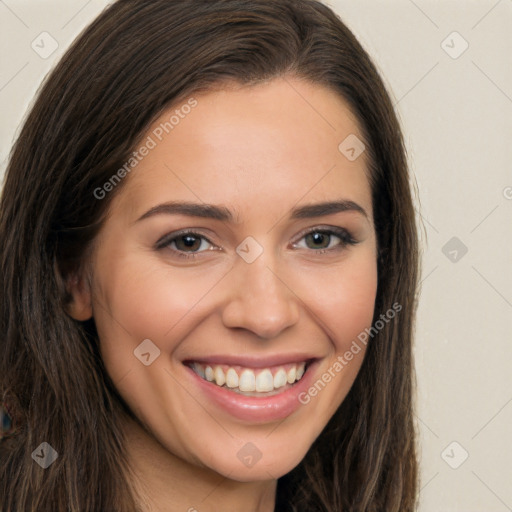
top-left (293, 227), bottom-right (357, 253)
top-left (156, 226), bottom-right (358, 261)
top-left (156, 230), bottom-right (216, 259)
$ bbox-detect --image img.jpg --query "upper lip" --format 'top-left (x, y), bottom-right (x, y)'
top-left (183, 354), bottom-right (318, 369)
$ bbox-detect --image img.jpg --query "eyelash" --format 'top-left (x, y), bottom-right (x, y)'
top-left (156, 226), bottom-right (358, 260)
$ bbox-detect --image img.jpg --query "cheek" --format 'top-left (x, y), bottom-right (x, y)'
top-left (94, 253), bottom-right (222, 335)
top-left (290, 253), bottom-right (377, 426)
top-left (299, 253), bottom-right (378, 351)
top-left (90, 252), bottom-right (229, 379)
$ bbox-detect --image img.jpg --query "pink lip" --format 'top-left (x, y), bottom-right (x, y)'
top-left (182, 358), bottom-right (320, 423)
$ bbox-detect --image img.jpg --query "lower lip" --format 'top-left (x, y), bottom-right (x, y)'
top-left (183, 361), bottom-right (318, 423)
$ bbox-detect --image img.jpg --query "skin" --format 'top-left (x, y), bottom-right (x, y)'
top-left (68, 76), bottom-right (378, 512)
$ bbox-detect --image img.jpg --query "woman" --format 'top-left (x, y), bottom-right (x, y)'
top-left (0, 0), bottom-right (419, 510)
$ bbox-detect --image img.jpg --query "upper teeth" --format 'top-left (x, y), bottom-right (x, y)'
top-left (190, 362), bottom-right (306, 393)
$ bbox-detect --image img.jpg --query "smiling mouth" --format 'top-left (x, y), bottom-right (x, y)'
top-left (186, 361), bottom-right (309, 397)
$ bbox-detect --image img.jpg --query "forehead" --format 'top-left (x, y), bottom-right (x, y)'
top-left (114, 77), bottom-right (372, 221)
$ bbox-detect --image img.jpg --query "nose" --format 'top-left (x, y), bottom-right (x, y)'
top-left (221, 252), bottom-right (300, 339)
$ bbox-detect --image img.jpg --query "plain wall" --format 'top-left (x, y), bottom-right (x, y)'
top-left (1, 1), bottom-right (511, 510)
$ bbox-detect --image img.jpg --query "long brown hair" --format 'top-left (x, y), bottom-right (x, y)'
top-left (0, 1), bottom-right (419, 510)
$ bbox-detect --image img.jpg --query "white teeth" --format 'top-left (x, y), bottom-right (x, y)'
top-left (287, 366), bottom-right (296, 384)
top-left (226, 368), bottom-right (239, 388)
top-left (190, 361), bottom-right (309, 394)
top-left (239, 369), bottom-right (256, 392)
top-left (192, 363), bottom-right (205, 379)
top-left (214, 366), bottom-right (225, 386)
top-left (273, 369), bottom-right (287, 389)
top-left (256, 369), bottom-right (274, 392)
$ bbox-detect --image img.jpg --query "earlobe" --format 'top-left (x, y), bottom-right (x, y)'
top-left (65, 272), bottom-right (93, 321)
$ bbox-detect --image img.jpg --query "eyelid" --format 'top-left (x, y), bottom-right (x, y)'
top-left (155, 228), bottom-right (217, 250)
top-left (290, 225), bottom-right (357, 247)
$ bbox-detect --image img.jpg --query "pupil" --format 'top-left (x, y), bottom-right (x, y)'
top-left (180, 235), bottom-right (200, 251)
top-left (308, 232), bottom-right (329, 249)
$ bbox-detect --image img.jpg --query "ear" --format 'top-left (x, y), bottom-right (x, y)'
top-left (65, 270), bottom-right (93, 321)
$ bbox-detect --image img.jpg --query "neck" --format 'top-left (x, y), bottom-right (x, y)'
top-left (122, 416), bottom-right (277, 512)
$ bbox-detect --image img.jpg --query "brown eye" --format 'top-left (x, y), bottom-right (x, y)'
top-left (293, 227), bottom-right (357, 253)
top-left (174, 234), bottom-right (203, 252)
top-left (156, 230), bottom-right (217, 260)
top-left (304, 232), bottom-right (332, 249)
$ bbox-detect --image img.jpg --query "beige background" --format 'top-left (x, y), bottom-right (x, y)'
top-left (1, 1), bottom-right (511, 510)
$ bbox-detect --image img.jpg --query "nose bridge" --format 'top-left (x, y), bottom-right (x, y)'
top-left (221, 246), bottom-right (300, 339)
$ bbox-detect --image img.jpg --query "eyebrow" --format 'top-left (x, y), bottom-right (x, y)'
top-left (136, 199), bottom-right (368, 223)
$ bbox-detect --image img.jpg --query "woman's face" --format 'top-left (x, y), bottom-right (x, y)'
top-left (71, 77), bottom-right (378, 480)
